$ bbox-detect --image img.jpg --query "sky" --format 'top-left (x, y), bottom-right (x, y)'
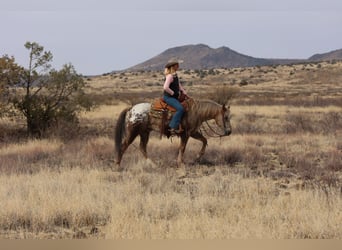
top-left (1, 0), bottom-right (342, 75)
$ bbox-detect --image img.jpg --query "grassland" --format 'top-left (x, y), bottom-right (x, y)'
top-left (0, 61), bottom-right (341, 239)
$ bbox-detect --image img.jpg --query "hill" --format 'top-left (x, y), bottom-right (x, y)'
top-left (126, 44), bottom-right (341, 71)
top-left (128, 44), bottom-right (271, 70)
top-left (126, 44), bottom-right (303, 71)
top-left (308, 49), bottom-right (342, 61)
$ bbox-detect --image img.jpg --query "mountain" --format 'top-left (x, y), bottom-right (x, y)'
top-left (126, 44), bottom-right (341, 71)
top-left (308, 49), bottom-right (342, 61)
top-left (127, 44), bottom-right (273, 71)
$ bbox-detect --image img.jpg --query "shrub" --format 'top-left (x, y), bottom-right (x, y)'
top-left (283, 113), bottom-right (314, 133)
top-left (239, 79), bottom-right (248, 86)
top-left (208, 86), bottom-right (239, 105)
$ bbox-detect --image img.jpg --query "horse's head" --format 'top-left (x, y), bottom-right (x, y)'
top-left (214, 104), bottom-right (232, 136)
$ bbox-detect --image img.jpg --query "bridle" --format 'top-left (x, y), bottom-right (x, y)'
top-left (199, 108), bottom-right (229, 138)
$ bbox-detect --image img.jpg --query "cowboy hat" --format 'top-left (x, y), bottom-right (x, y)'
top-left (164, 59), bottom-right (183, 69)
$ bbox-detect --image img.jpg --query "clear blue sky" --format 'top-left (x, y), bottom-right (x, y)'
top-left (1, 0), bottom-right (342, 75)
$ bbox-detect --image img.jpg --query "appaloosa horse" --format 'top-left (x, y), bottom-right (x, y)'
top-left (114, 98), bottom-right (231, 168)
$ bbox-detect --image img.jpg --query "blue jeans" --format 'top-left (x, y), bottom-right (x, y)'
top-left (163, 94), bottom-right (184, 129)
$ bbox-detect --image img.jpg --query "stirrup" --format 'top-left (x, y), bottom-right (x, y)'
top-left (169, 127), bottom-right (183, 135)
top-left (169, 128), bottom-right (177, 136)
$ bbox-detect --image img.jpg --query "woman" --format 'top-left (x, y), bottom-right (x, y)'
top-left (163, 61), bottom-right (188, 135)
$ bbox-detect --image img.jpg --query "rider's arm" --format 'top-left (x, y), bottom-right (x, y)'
top-left (163, 74), bottom-right (174, 96)
top-left (179, 82), bottom-right (187, 95)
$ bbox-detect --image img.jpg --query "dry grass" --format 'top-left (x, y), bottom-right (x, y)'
top-left (0, 133), bottom-right (340, 239)
top-left (0, 164), bottom-right (340, 239)
top-left (79, 103), bottom-right (129, 120)
top-left (0, 61), bottom-right (341, 239)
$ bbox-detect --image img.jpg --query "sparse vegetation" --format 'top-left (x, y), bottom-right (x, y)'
top-left (0, 60), bottom-right (341, 239)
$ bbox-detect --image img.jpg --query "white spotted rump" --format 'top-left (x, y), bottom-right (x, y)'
top-left (127, 103), bottom-right (150, 124)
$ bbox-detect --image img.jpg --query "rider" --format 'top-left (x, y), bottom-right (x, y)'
top-left (163, 60), bottom-right (188, 135)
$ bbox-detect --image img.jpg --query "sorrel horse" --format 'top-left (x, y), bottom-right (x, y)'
top-left (114, 98), bottom-right (231, 168)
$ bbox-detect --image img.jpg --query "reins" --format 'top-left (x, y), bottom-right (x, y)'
top-left (188, 99), bottom-right (228, 138)
top-left (200, 120), bottom-right (226, 138)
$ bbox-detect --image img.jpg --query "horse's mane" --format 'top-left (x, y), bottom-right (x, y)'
top-left (188, 98), bottom-right (220, 114)
top-left (186, 98), bottom-right (221, 122)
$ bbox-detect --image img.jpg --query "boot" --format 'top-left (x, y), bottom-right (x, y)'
top-left (169, 125), bottom-right (183, 135)
top-left (176, 124), bottom-right (184, 133)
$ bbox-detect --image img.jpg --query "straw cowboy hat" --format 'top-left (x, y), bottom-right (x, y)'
top-left (164, 59), bottom-right (184, 69)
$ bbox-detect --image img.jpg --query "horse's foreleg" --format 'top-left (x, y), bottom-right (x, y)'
top-left (190, 131), bottom-right (208, 162)
top-left (174, 135), bottom-right (190, 177)
top-left (177, 135), bottom-right (189, 167)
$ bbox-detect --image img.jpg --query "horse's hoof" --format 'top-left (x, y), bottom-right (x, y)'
top-left (112, 162), bottom-right (124, 172)
top-left (145, 158), bottom-right (158, 169)
top-left (176, 168), bottom-right (187, 178)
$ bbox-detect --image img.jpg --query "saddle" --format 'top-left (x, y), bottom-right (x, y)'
top-left (150, 97), bottom-right (190, 138)
top-left (151, 97), bottom-right (190, 112)
top-left (151, 98), bottom-right (175, 112)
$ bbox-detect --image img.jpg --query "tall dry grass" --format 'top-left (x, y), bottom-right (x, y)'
top-left (0, 163), bottom-right (341, 239)
top-left (0, 132), bottom-right (341, 239)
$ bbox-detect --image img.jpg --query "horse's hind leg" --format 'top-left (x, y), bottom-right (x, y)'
top-left (190, 131), bottom-right (208, 162)
top-left (139, 131), bottom-right (158, 167)
top-left (139, 131), bottom-right (150, 159)
top-left (115, 130), bottom-right (139, 168)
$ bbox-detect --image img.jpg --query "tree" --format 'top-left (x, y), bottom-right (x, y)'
top-left (0, 55), bottom-right (23, 116)
top-left (2, 41), bottom-right (93, 137)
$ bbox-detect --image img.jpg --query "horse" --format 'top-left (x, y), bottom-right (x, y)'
top-left (114, 98), bottom-right (232, 169)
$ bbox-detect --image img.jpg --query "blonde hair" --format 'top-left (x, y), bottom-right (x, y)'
top-left (164, 65), bottom-right (178, 75)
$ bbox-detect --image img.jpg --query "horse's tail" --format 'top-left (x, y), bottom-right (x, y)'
top-left (115, 107), bottom-right (130, 157)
